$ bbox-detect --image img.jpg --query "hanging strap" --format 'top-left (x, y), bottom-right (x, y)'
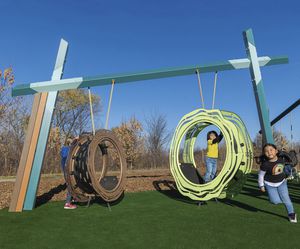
top-left (88, 87), bottom-right (96, 136)
top-left (212, 71), bottom-right (218, 109)
top-left (105, 79), bottom-right (115, 129)
top-left (196, 69), bottom-right (205, 109)
top-left (290, 113), bottom-right (293, 149)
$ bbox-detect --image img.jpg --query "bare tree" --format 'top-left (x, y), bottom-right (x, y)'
top-left (144, 113), bottom-right (170, 168)
top-left (0, 67), bottom-right (14, 119)
top-left (254, 129), bottom-right (290, 152)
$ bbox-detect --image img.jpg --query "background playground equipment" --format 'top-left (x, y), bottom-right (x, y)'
top-left (170, 109), bottom-right (253, 201)
top-left (9, 28), bottom-right (288, 211)
top-left (65, 130), bottom-right (127, 203)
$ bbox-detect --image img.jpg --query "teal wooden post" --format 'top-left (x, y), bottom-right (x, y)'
top-left (243, 29), bottom-right (275, 144)
top-left (23, 39), bottom-right (68, 210)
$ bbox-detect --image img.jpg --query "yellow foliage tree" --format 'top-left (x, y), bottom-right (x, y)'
top-left (112, 117), bottom-right (144, 169)
top-left (0, 67), bottom-right (14, 118)
top-left (0, 67), bottom-right (30, 175)
top-left (54, 89), bottom-right (101, 144)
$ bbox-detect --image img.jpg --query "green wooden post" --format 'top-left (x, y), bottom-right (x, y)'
top-left (243, 29), bottom-right (275, 145)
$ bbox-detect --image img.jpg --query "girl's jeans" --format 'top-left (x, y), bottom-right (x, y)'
top-left (61, 158), bottom-right (72, 203)
top-left (204, 157), bottom-right (217, 182)
top-left (265, 180), bottom-right (294, 214)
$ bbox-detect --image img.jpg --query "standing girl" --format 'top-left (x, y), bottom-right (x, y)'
top-left (204, 130), bottom-right (223, 182)
top-left (258, 143), bottom-right (297, 223)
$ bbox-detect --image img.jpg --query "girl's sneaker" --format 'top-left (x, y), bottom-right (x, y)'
top-left (288, 213), bottom-right (297, 223)
top-left (64, 203), bottom-right (77, 209)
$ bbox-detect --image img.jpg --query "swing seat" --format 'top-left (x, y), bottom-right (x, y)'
top-left (180, 163), bottom-right (205, 184)
top-left (100, 176), bottom-right (119, 191)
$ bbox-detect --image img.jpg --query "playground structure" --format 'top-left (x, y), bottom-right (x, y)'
top-left (65, 129), bottom-right (127, 203)
top-left (259, 98), bottom-right (300, 138)
top-left (170, 109), bottom-right (253, 201)
top-left (9, 28), bottom-right (289, 211)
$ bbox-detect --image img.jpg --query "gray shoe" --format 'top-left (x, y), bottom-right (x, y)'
top-left (288, 213), bottom-right (297, 223)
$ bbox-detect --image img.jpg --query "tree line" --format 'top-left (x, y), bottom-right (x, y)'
top-left (0, 68), bottom-right (171, 175)
top-left (0, 68), bottom-right (299, 175)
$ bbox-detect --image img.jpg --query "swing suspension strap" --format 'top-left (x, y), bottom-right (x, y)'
top-left (212, 71), bottom-right (218, 109)
top-left (88, 87), bottom-right (96, 136)
top-left (290, 113), bottom-right (293, 149)
top-left (196, 69), bottom-right (205, 109)
top-left (105, 79), bottom-right (115, 129)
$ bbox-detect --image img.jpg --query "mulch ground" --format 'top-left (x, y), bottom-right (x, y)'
top-left (0, 169), bottom-right (173, 209)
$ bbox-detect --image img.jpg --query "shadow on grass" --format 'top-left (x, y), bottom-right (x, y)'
top-left (65, 192), bottom-right (125, 210)
top-left (219, 199), bottom-right (287, 219)
top-left (89, 192), bottom-right (125, 208)
top-left (153, 180), bottom-right (198, 205)
top-left (36, 183), bottom-right (67, 208)
top-left (153, 179), bottom-right (288, 220)
top-left (35, 183), bottom-right (124, 209)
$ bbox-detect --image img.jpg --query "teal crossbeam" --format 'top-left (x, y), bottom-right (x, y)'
top-left (12, 56), bottom-right (288, 97)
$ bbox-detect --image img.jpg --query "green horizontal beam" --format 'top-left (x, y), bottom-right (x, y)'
top-left (12, 56), bottom-right (288, 97)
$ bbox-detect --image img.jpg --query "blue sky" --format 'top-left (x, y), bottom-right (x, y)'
top-left (0, 0), bottom-right (299, 146)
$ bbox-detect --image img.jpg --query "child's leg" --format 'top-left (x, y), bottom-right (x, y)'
top-left (265, 184), bottom-right (282, 204)
top-left (204, 157), bottom-right (213, 182)
top-left (61, 158), bottom-right (67, 172)
top-left (277, 180), bottom-right (295, 214)
top-left (66, 191), bottom-right (72, 204)
top-left (211, 159), bottom-right (217, 180)
top-left (62, 159), bottom-right (72, 204)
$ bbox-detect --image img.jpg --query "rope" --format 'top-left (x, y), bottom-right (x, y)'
top-left (88, 87), bottom-right (96, 136)
top-left (105, 79), bottom-right (115, 129)
top-left (212, 71), bottom-right (218, 109)
top-left (196, 70), bottom-right (205, 108)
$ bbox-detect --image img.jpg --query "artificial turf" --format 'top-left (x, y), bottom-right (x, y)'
top-left (1, 174), bottom-right (300, 249)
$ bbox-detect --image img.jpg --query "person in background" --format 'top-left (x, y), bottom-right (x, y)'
top-left (60, 138), bottom-right (77, 209)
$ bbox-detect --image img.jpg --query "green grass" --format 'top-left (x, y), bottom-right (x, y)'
top-left (1, 174), bottom-right (300, 249)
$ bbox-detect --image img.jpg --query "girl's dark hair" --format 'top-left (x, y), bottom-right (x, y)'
top-left (207, 130), bottom-right (218, 140)
top-left (263, 143), bottom-right (277, 151)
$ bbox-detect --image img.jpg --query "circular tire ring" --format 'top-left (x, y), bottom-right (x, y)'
top-left (169, 109), bottom-right (253, 201)
top-left (220, 111), bottom-right (253, 198)
top-left (65, 135), bottom-right (94, 202)
top-left (88, 129), bottom-right (127, 202)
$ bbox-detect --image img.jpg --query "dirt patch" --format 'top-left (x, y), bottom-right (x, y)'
top-left (0, 169), bottom-right (174, 209)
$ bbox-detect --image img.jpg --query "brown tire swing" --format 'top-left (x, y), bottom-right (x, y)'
top-left (64, 80), bottom-right (127, 204)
